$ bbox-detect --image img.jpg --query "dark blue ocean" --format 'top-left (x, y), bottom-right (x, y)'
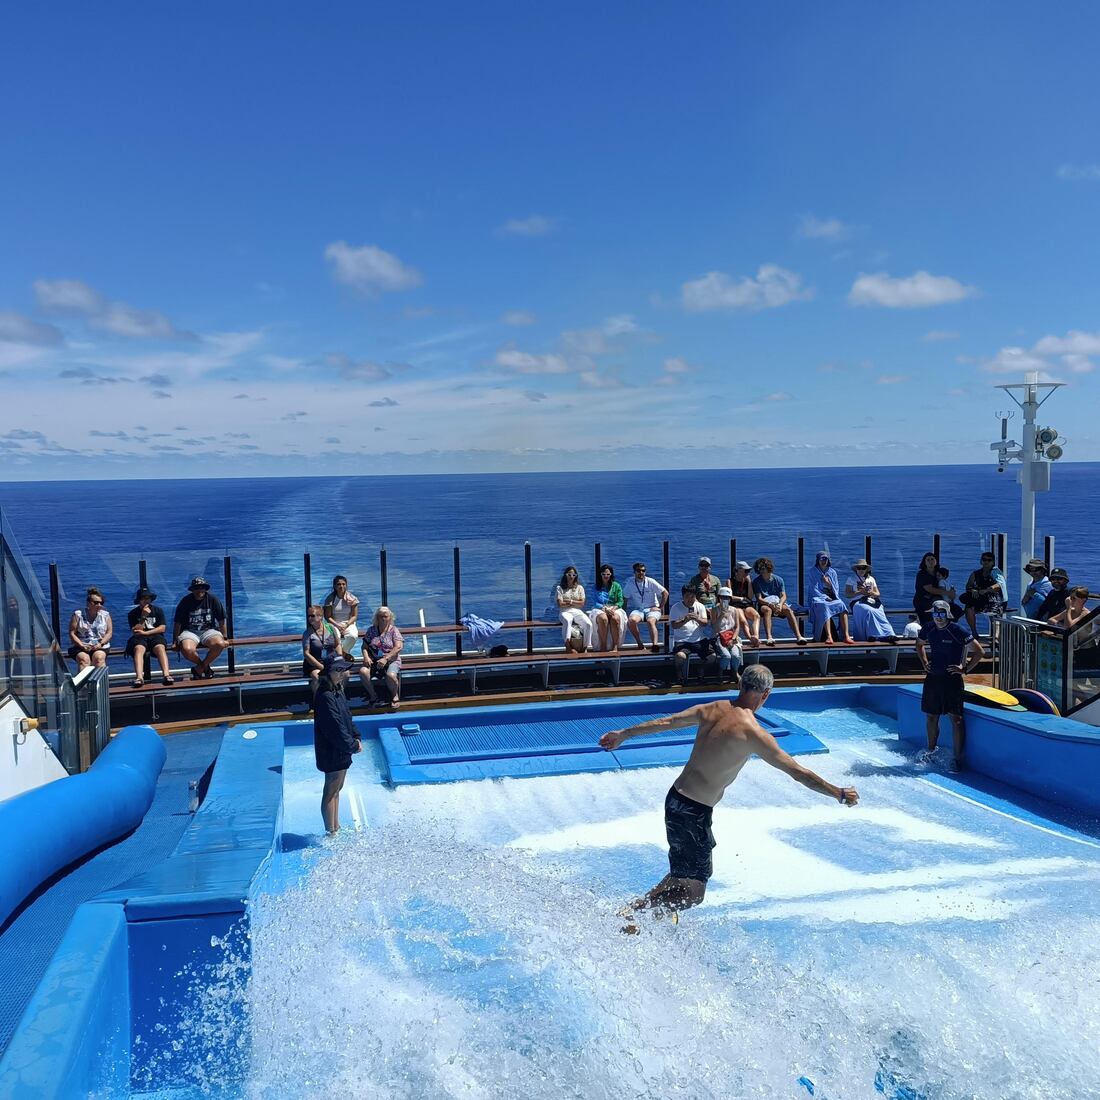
top-left (2, 464), bottom-right (1096, 657)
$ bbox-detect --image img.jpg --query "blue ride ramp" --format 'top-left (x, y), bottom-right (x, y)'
top-left (379, 700), bottom-right (826, 785)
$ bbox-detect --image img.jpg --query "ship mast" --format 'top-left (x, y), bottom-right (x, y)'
top-left (990, 371), bottom-right (1065, 581)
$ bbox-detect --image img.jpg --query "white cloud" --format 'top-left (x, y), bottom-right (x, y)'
top-left (682, 265), bottom-right (812, 313)
top-left (33, 278), bottom-right (195, 339)
top-left (493, 347), bottom-right (571, 374)
top-left (764, 391), bottom-right (793, 401)
top-left (876, 374), bottom-right (910, 385)
top-left (848, 271), bottom-right (978, 308)
top-left (578, 369), bottom-right (624, 388)
top-left (982, 330), bottom-right (1100, 377)
top-left (663, 356), bottom-right (691, 374)
top-left (797, 215), bottom-right (853, 241)
top-left (981, 346), bottom-right (1052, 376)
top-left (324, 241), bottom-right (423, 295)
top-left (923, 330), bottom-right (960, 342)
top-left (0, 310), bottom-right (63, 346)
top-left (602, 314), bottom-right (638, 337)
top-left (501, 310), bottom-right (537, 326)
top-left (1057, 164), bottom-right (1100, 182)
top-left (561, 328), bottom-right (611, 356)
top-left (497, 215), bottom-right (559, 237)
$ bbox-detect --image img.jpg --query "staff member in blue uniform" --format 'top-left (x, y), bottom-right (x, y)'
top-left (916, 599), bottom-right (984, 772)
top-left (312, 656), bottom-right (361, 834)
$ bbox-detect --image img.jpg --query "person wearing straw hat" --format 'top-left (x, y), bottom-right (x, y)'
top-left (916, 600), bottom-right (984, 771)
top-left (125, 586), bottom-right (174, 687)
top-left (844, 560), bottom-right (896, 642)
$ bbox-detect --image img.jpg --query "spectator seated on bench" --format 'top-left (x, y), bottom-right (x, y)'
top-left (844, 560), bottom-right (896, 643)
top-left (807, 551), bottom-right (855, 644)
top-left (303, 604), bottom-right (339, 695)
top-left (589, 564), bottom-right (627, 652)
top-left (556, 566), bottom-right (594, 653)
top-left (172, 575), bottom-right (227, 681)
top-left (67, 586), bottom-right (113, 672)
top-left (726, 560), bottom-right (761, 648)
top-left (669, 583), bottom-right (710, 686)
top-left (323, 573), bottom-right (362, 658)
top-left (958, 551), bottom-right (1008, 634)
top-left (751, 558), bottom-right (807, 647)
top-left (126, 587), bottom-right (174, 687)
top-left (624, 561), bottom-right (667, 651)
top-left (359, 605), bottom-right (403, 709)
top-left (710, 586), bottom-right (744, 684)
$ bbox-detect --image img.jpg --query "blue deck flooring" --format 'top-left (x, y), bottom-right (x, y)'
top-left (0, 726), bottom-right (225, 1058)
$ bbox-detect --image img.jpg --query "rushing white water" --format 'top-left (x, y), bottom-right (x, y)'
top-left (167, 708), bottom-right (1100, 1099)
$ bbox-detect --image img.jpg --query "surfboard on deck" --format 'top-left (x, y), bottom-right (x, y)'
top-left (963, 683), bottom-right (1027, 711)
top-left (1008, 687), bottom-right (1061, 715)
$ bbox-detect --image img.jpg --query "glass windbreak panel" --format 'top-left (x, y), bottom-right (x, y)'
top-left (1067, 611), bottom-right (1100, 712)
top-left (1, 506), bottom-right (67, 739)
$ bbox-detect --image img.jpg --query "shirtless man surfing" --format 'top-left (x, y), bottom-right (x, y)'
top-left (599, 665), bottom-right (858, 918)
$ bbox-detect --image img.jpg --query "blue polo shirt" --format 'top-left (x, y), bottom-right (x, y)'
top-left (1022, 577), bottom-right (1052, 619)
top-left (918, 621), bottom-right (973, 674)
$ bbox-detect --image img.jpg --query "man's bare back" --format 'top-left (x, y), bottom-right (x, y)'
top-left (598, 667), bottom-right (858, 924)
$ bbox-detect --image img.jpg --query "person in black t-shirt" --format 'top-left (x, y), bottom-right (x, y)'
top-left (1036, 567), bottom-right (1071, 621)
top-left (126, 587), bottom-right (174, 687)
top-left (916, 600), bottom-right (984, 772)
top-left (172, 575), bottom-right (227, 680)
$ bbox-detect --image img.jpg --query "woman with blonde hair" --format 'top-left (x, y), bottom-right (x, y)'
top-left (359, 605), bottom-right (404, 708)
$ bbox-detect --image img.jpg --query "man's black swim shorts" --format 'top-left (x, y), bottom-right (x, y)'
top-left (665, 785), bottom-right (716, 882)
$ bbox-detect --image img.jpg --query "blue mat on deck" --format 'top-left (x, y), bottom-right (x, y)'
top-left (381, 711), bottom-right (826, 785)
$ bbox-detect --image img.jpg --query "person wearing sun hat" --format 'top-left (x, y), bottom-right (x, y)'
top-left (844, 559), bottom-right (896, 642)
top-left (726, 560), bottom-right (761, 647)
top-left (125, 586), bottom-right (174, 687)
top-left (172, 575), bottom-right (227, 680)
top-left (1021, 559), bottom-right (1052, 620)
top-left (915, 599), bottom-right (984, 772)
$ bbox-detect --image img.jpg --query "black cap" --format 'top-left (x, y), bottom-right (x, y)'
top-left (188, 576), bottom-right (210, 590)
top-left (134, 587), bottom-right (157, 602)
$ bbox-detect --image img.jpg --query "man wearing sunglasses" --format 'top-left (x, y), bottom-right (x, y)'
top-left (916, 599), bottom-right (984, 772)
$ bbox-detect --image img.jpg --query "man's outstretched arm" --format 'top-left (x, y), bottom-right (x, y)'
top-left (599, 706), bottom-right (706, 751)
top-left (752, 728), bottom-right (859, 805)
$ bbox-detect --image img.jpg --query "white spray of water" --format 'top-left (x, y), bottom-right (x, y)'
top-left (223, 817), bottom-right (1100, 1100)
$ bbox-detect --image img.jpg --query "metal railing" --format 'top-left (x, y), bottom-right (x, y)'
top-left (993, 605), bottom-right (1100, 717)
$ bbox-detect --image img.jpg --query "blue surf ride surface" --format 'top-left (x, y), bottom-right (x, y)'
top-left (377, 707), bottom-right (826, 785)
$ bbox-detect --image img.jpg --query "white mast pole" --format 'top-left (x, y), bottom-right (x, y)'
top-left (1018, 373), bottom-right (1038, 578)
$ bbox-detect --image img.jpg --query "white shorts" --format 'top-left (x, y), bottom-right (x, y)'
top-left (178, 629), bottom-right (223, 647)
top-left (628, 609), bottom-right (662, 622)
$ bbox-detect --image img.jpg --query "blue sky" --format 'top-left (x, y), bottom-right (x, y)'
top-left (1, 2), bottom-right (1098, 478)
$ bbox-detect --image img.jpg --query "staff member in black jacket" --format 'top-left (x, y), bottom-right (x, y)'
top-left (313, 656), bottom-right (361, 834)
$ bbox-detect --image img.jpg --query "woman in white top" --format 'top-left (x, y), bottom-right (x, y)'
top-left (323, 574), bottom-right (360, 657)
top-left (67, 586), bottom-right (113, 671)
top-left (709, 586), bottom-right (745, 683)
top-left (555, 566), bottom-right (594, 653)
top-left (844, 559), bottom-right (896, 642)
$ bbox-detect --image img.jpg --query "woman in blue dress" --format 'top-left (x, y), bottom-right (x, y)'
top-left (807, 552), bottom-right (855, 644)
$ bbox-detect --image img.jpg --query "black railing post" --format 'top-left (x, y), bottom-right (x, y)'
top-left (662, 540), bottom-right (670, 651)
top-left (524, 541), bottom-right (534, 655)
top-left (864, 535), bottom-right (872, 568)
top-left (453, 545), bottom-right (462, 658)
top-left (932, 532), bottom-right (941, 563)
top-left (995, 532), bottom-right (1007, 573)
top-left (797, 536), bottom-right (805, 606)
top-left (379, 546), bottom-right (389, 607)
top-left (594, 542), bottom-right (602, 583)
top-left (303, 553), bottom-right (312, 613)
top-left (729, 538), bottom-right (736, 583)
top-left (48, 562), bottom-right (62, 642)
top-left (1044, 535), bottom-right (1055, 571)
top-left (223, 554), bottom-right (235, 675)
top-left (138, 558), bottom-right (148, 591)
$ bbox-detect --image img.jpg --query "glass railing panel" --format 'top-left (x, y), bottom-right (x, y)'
top-left (1066, 609), bottom-right (1100, 712)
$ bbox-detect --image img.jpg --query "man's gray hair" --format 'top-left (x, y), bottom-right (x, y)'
top-left (739, 664), bottom-right (774, 695)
